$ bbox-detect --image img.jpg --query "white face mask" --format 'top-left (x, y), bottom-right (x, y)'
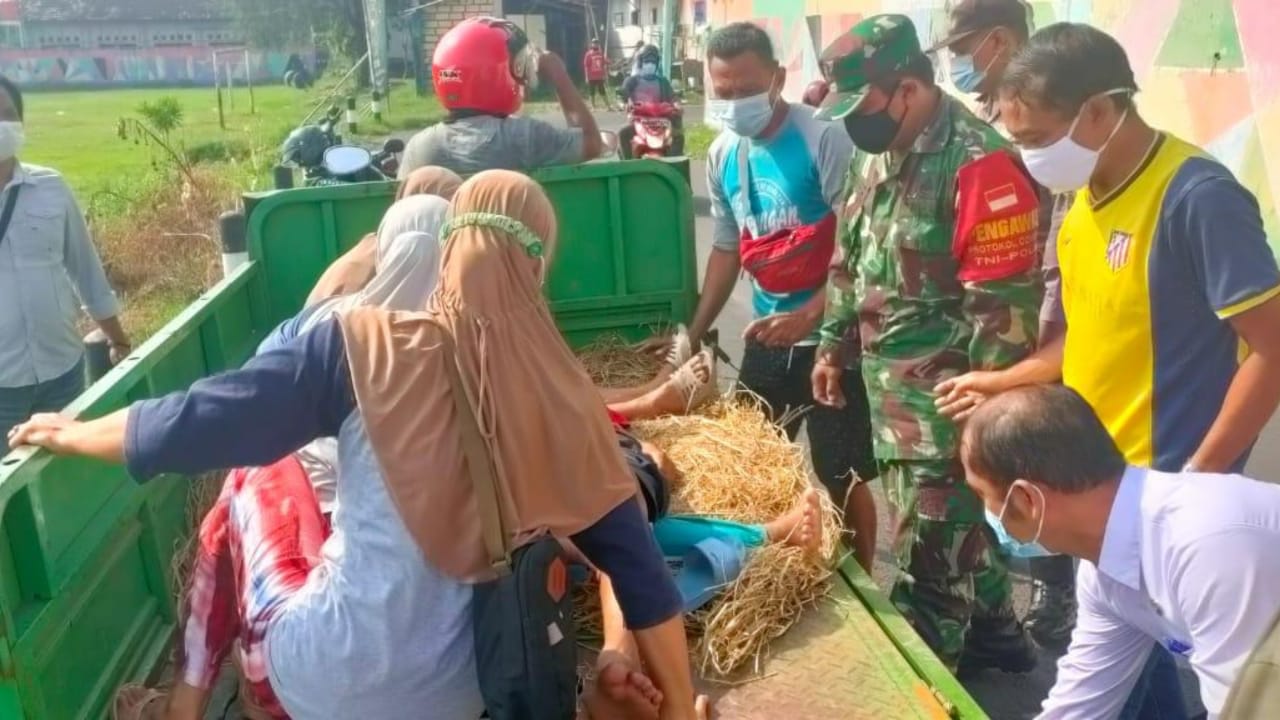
top-left (0, 121), bottom-right (25, 162)
top-left (1022, 88), bottom-right (1130, 193)
top-left (708, 81), bottom-right (778, 138)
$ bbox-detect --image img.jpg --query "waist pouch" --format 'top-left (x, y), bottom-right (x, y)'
top-left (738, 212), bottom-right (837, 294)
top-left (473, 537), bottom-right (578, 720)
top-left (733, 138), bottom-right (836, 294)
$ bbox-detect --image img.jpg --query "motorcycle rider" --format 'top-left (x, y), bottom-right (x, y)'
top-left (618, 44), bottom-right (684, 157)
top-left (399, 17), bottom-right (603, 176)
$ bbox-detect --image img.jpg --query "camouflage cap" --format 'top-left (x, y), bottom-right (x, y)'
top-left (815, 14), bottom-right (925, 121)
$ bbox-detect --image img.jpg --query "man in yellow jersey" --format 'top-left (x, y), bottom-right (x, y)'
top-left (935, 22), bottom-right (1280, 717)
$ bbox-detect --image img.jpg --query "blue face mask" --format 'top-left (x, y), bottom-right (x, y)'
top-left (950, 54), bottom-right (985, 93)
top-left (949, 31), bottom-right (996, 94)
top-left (640, 62), bottom-right (658, 78)
top-left (709, 84), bottom-right (778, 138)
top-left (984, 481), bottom-right (1052, 558)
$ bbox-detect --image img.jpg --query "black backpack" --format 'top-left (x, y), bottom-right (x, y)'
top-left (443, 343), bottom-right (579, 720)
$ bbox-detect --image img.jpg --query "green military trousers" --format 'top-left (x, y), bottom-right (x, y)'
top-left (881, 458), bottom-right (1017, 669)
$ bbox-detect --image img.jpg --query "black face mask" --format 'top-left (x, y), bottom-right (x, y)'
top-left (844, 86), bottom-right (903, 154)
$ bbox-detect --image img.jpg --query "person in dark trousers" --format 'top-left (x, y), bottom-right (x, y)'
top-left (584, 39), bottom-right (612, 110)
top-left (0, 75), bottom-right (131, 442)
top-left (640, 23), bottom-right (880, 574)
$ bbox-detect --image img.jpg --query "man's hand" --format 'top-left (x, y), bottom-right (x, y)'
top-left (812, 360), bottom-right (846, 409)
top-left (743, 309), bottom-right (821, 348)
top-left (109, 341), bottom-right (131, 365)
top-left (933, 371), bottom-right (1008, 421)
top-left (538, 52), bottom-right (568, 83)
top-left (8, 413), bottom-right (79, 453)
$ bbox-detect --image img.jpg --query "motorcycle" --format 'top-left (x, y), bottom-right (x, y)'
top-left (277, 106), bottom-right (405, 189)
top-left (625, 101), bottom-right (681, 159)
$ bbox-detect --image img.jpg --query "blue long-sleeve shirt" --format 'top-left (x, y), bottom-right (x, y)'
top-left (125, 318), bottom-right (681, 629)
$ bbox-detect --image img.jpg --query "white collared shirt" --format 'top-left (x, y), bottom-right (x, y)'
top-left (0, 163), bottom-right (119, 387)
top-left (1039, 467), bottom-right (1280, 719)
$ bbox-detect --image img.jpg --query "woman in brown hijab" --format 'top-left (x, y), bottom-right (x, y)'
top-left (305, 166), bottom-right (464, 304)
top-left (13, 171), bottom-right (704, 720)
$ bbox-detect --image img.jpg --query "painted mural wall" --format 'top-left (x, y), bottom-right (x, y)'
top-left (703, 0), bottom-right (1280, 243)
top-left (0, 47), bottom-right (309, 88)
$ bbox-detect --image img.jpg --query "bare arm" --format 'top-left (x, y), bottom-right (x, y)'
top-left (540, 53), bottom-right (602, 160)
top-left (8, 408), bottom-right (128, 462)
top-left (934, 336), bottom-right (1063, 420)
top-left (1188, 295), bottom-right (1280, 472)
top-left (633, 616), bottom-right (700, 720)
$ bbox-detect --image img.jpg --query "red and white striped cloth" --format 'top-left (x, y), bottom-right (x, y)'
top-left (177, 456), bottom-right (329, 718)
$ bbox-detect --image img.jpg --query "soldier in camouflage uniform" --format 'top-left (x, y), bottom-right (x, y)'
top-left (811, 15), bottom-right (1042, 672)
top-left (931, 0), bottom-right (1079, 649)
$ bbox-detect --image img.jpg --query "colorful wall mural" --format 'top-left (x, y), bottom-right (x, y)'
top-left (0, 47), bottom-right (310, 88)
top-left (702, 0), bottom-right (1280, 245)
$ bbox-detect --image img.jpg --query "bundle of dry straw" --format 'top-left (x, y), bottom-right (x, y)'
top-left (576, 337), bottom-right (842, 678)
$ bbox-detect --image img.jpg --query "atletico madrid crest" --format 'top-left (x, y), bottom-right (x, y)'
top-left (1106, 230), bottom-right (1133, 272)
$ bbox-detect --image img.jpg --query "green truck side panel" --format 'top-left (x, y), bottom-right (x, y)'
top-left (0, 163), bottom-right (985, 719)
top-left (245, 159), bottom-right (699, 347)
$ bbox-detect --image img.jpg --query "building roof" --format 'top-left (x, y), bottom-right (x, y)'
top-left (20, 0), bottom-right (230, 22)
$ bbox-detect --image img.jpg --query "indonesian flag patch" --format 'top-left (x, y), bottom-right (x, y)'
top-left (952, 152), bottom-right (1040, 283)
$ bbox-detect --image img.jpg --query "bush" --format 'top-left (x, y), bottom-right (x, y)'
top-left (185, 139), bottom-right (252, 165)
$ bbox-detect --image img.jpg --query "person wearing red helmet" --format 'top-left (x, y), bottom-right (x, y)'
top-left (400, 17), bottom-right (604, 177)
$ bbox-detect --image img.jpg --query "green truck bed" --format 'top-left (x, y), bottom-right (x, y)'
top-left (0, 161), bottom-right (986, 719)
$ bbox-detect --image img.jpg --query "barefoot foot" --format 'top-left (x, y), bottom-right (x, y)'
top-left (583, 654), bottom-right (663, 720)
top-left (765, 488), bottom-right (823, 553)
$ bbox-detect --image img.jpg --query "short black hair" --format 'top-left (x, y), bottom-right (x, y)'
top-left (874, 52), bottom-right (936, 93)
top-left (1000, 22), bottom-right (1137, 117)
top-left (706, 22), bottom-right (777, 66)
top-left (962, 385), bottom-right (1127, 495)
top-left (0, 76), bottom-right (23, 120)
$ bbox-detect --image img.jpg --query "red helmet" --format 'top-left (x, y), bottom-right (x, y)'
top-left (802, 80), bottom-right (831, 109)
top-left (432, 17), bottom-right (532, 116)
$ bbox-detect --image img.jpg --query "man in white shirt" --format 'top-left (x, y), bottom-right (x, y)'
top-left (961, 384), bottom-right (1280, 719)
top-left (0, 75), bottom-right (130, 441)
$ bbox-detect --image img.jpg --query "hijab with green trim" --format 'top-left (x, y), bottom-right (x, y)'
top-left (337, 170), bottom-right (637, 583)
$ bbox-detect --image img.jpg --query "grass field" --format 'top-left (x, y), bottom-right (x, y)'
top-left (18, 81), bottom-right (444, 339)
top-left (24, 81), bottom-right (444, 205)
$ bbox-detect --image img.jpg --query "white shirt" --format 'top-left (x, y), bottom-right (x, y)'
top-left (1039, 466), bottom-right (1280, 719)
top-left (0, 163), bottom-right (119, 387)
top-left (267, 414), bottom-right (483, 720)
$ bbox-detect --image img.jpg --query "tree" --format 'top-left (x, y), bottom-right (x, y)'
top-left (224, 0), bottom-right (370, 75)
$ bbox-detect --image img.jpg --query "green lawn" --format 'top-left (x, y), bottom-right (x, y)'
top-left (18, 81), bottom-right (444, 340)
top-left (22, 81), bottom-right (444, 204)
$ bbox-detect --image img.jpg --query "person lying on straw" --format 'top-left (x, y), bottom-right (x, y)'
top-left (595, 416), bottom-right (824, 674)
top-left (12, 170), bottom-right (710, 720)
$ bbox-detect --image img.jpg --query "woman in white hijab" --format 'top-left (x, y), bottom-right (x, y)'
top-left (258, 194), bottom-right (452, 514)
top-left (259, 195), bottom-right (451, 356)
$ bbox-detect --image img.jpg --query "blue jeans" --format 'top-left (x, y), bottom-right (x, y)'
top-left (0, 358), bottom-right (86, 443)
top-left (1119, 645), bottom-right (1187, 720)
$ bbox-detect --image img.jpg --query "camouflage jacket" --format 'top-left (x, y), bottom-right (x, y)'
top-left (819, 94), bottom-right (1043, 460)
